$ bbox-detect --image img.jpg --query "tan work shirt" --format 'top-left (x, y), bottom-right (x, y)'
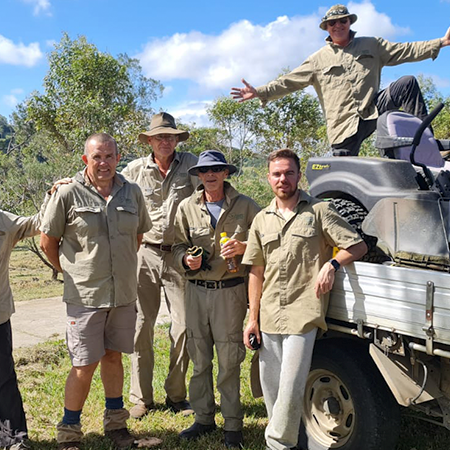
top-left (0, 211), bottom-right (41, 324)
top-left (173, 182), bottom-right (261, 280)
top-left (40, 171), bottom-right (151, 308)
top-left (255, 33), bottom-right (441, 145)
top-left (242, 191), bottom-right (362, 335)
top-left (122, 151), bottom-right (198, 246)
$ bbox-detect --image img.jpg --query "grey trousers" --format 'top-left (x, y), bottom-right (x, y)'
top-left (129, 245), bottom-right (190, 406)
top-left (260, 329), bottom-right (318, 450)
top-left (332, 75), bottom-right (429, 156)
top-left (185, 281), bottom-right (247, 431)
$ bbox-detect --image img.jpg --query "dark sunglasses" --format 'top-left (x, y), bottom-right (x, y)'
top-left (327, 18), bottom-right (348, 26)
top-left (198, 166), bottom-right (227, 174)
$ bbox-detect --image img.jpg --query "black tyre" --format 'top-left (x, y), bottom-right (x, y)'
top-left (299, 339), bottom-right (400, 450)
top-left (331, 198), bottom-right (388, 263)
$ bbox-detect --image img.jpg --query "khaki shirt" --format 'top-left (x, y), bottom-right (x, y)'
top-left (173, 182), bottom-right (261, 280)
top-left (122, 151), bottom-right (198, 246)
top-left (256, 33), bottom-right (441, 145)
top-left (0, 211), bottom-right (41, 324)
top-left (40, 171), bottom-right (151, 308)
top-left (242, 191), bottom-right (362, 335)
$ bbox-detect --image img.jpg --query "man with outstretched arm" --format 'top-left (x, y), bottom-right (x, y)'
top-left (242, 149), bottom-right (367, 450)
top-left (40, 133), bottom-right (151, 450)
top-left (231, 4), bottom-right (450, 156)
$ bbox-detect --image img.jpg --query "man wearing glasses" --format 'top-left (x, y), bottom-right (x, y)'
top-left (172, 150), bottom-right (260, 448)
top-left (231, 4), bottom-right (450, 157)
top-left (122, 113), bottom-right (198, 419)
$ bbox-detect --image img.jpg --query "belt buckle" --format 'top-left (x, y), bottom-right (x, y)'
top-left (206, 280), bottom-right (218, 290)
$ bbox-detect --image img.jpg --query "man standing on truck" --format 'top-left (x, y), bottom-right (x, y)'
top-left (231, 4), bottom-right (450, 156)
top-left (242, 149), bottom-right (367, 450)
top-left (122, 112), bottom-right (198, 419)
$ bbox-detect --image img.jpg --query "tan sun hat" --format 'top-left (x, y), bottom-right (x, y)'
top-left (138, 112), bottom-right (190, 144)
top-left (319, 4), bottom-right (357, 30)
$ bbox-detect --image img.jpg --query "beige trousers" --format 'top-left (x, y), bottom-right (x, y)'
top-left (129, 245), bottom-right (189, 406)
top-left (186, 281), bottom-right (247, 431)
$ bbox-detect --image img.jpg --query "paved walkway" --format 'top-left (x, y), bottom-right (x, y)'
top-left (11, 297), bottom-right (170, 349)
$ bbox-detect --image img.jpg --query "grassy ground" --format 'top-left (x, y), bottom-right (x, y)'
top-left (10, 240), bottom-right (63, 302)
top-left (9, 249), bottom-right (450, 449)
top-left (13, 324), bottom-right (450, 450)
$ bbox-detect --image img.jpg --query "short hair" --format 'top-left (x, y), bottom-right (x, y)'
top-left (267, 148), bottom-right (300, 172)
top-left (84, 133), bottom-right (118, 156)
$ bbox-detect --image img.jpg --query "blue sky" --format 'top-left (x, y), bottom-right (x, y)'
top-left (1, 0), bottom-right (450, 126)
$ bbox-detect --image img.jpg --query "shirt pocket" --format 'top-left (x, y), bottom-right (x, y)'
top-left (71, 206), bottom-right (103, 237)
top-left (320, 64), bottom-right (345, 87)
top-left (290, 217), bottom-right (319, 262)
top-left (355, 53), bottom-right (375, 75)
top-left (116, 205), bottom-right (139, 235)
top-left (223, 223), bottom-right (247, 242)
top-left (261, 232), bottom-right (279, 265)
top-left (171, 173), bottom-right (192, 204)
top-left (190, 226), bottom-right (212, 249)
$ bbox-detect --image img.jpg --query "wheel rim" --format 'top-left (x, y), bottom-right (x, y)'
top-left (303, 368), bottom-right (355, 448)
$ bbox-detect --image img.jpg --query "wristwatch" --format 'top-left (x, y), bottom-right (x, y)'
top-left (329, 258), bottom-right (341, 272)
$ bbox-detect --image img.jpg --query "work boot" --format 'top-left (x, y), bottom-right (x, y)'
top-left (224, 430), bottom-right (244, 448)
top-left (56, 422), bottom-right (83, 450)
top-left (179, 422), bottom-right (216, 440)
top-left (129, 403), bottom-right (155, 419)
top-left (57, 443), bottom-right (81, 450)
top-left (104, 428), bottom-right (136, 448)
top-left (165, 397), bottom-right (194, 416)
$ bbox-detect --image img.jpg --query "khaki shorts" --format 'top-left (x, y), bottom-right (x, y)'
top-left (66, 303), bottom-right (137, 366)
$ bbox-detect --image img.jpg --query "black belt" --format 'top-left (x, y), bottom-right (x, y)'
top-left (189, 278), bottom-right (244, 290)
top-left (145, 243), bottom-right (172, 252)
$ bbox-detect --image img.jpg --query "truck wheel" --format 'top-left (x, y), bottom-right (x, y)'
top-left (298, 339), bottom-right (400, 450)
top-left (331, 198), bottom-right (388, 263)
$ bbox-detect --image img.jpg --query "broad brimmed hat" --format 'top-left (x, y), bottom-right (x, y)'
top-left (188, 150), bottom-right (237, 176)
top-left (320, 4), bottom-right (357, 30)
top-left (138, 112), bottom-right (189, 144)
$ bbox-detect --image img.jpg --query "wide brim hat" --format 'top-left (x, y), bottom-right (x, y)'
top-left (320, 4), bottom-right (357, 30)
top-left (139, 112), bottom-right (189, 144)
top-left (188, 150), bottom-right (237, 176)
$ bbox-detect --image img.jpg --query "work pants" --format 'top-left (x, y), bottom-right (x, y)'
top-left (0, 320), bottom-right (27, 446)
top-left (333, 75), bottom-right (429, 156)
top-left (260, 329), bottom-right (317, 450)
top-left (186, 281), bottom-right (247, 431)
top-left (130, 245), bottom-right (189, 406)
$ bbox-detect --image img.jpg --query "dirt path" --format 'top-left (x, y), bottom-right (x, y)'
top-left (11, 297), bottom-right (170, 349)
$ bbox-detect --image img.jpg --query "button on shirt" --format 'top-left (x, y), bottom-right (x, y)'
top-left (0, 211), bottom-right (42, 324)
top-left (242, 191), bottom-right (362, 335)
top-left (40, 171), bottom-right (151, 308)
top-left (173, 182), bottom-right (261, 281)
top-left (121, 151), bottom-right (198, 246)
top-left (255, 33), bottom-right (441, 146)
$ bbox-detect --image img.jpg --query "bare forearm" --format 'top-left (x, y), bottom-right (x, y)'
top-left (40, 232), bottom-right (62, 272)
top-left (247, 266), bottom-right (264, 322)
top-left (334, 241), bottom-right (368, 266)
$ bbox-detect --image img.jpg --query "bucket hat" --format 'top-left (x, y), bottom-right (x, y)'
top-left (320, 4), bottom-right (357, 30)
top-left (139, 112), bottom-right (189, 144)
top-left (188, 150), bottom-right (237, 176)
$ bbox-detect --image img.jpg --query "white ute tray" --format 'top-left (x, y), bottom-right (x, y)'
top-left (329, 261), bottom-right (450, 346)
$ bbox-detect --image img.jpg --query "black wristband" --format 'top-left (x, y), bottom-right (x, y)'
top-left (329, 258), bottom-right (340, 272)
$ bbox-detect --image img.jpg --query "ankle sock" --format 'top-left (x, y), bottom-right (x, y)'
top-left (105, 396), bottom-right (124, 410)
top-left (62, 407), bottom-right (82, 425)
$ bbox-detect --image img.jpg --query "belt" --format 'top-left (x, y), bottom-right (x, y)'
top-left (144, 243), bottom-right (172, 252)
top-left (189, 277), bottom-right (244, 290)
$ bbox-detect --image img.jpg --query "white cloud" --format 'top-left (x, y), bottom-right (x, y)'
top-left (21, 0), bottom-right (51, 16)
top-left (137, 1), bottom-right (409, 92)
top-left (0, 35), bottom-right (43, 67)
top-left (3, 94), bottom-right (19, 108)
top-left (171, 100), bottom-right (213, 127)
top-left (11, 88), bottom-right (24, 95)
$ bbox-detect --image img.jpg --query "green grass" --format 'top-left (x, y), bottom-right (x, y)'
top-left (13, 323), bottom-right (450, 450)
top-left (9, 241), bottom-right (63, 302)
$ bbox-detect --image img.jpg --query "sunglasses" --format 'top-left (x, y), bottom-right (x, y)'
top-left (327, 18), bottom-right (348, 27)
top-left (198, 166), bottom-right (227, 174)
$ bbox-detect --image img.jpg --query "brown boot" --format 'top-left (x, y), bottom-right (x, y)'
top-left (56, 422), bottom-right (83, 450)
top-left (104, 428), bottom-right (136, 448)
top-left (104, 408), bottom-right (135, 448)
